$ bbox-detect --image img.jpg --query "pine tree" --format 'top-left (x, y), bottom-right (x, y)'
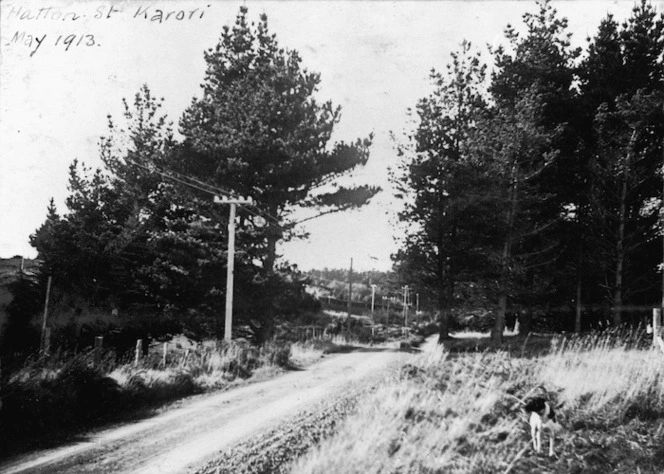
top-left (468, 88), bottom-right (556, 341)
top-left (482, 0), bottom-right (579, 341)
top-left (592, 91), bottom-right (664, 325)
top-left (392, 42), bottom-right (490, 339)
top-left (579, 0), bottom-right (664, 325)
top-left (31, 87), bottom-right (230, 334)
top-left (179, 7), bottom-right (378, 273)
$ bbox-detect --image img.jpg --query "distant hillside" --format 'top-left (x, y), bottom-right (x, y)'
top-left (306, 268), bottom-right (401, 303)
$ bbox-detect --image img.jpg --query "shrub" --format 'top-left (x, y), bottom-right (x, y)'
top-left (0, 356), bottom-right (123, 447)
top-left (413, 321), bottom-right (439, 338)
top-left (260, 341), bottom-right (291, 368)
top-left (0, 335), bottom-right (300, 454)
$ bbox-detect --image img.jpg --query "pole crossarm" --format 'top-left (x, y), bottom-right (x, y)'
top-left (214, 195), bottom-right (254, 205)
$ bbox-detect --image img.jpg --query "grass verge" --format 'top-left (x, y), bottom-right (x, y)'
top-left (292, 330), bottom-right (664, 473)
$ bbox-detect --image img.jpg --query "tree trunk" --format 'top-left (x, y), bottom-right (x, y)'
top-left (264, 203), bottom-right (282, 273)
top-left (438, 278), bottom-right (453, 341)
top-left (493, 161), bottom-right (518, 344)
top-left (612, 131), bottom-right (638, 327)
top-left (261, 207), bottom-right (282, 342)
top-left (265, 231), bottom-right (277, 273)
top-left (613, 165), bottom-right (628, 327)
top-left (575, 274), bottom-right (583, 333)
top-left (492, 287), bottom-right (508, 342)
top-left (519, 310), bottom-right (532, 335)
top-left (438, 308), bottom-right (450, 341)
top-left (575, 246), bottom-right (583, 333)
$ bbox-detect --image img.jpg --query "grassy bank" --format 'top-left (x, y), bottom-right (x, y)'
top-left (0, 337), bottom-right (323, 456)
top-left (292, 331), bottom-right (664, 473)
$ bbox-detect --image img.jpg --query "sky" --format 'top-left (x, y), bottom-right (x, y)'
top-left (1, 0), bottom-right (658, 272)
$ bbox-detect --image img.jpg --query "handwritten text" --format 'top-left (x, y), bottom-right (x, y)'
top-left (3, 3), bottom-right (214, 57)
top-left (10, 30), bottom-right (99, 56)
top-left (3, 4), bottom-right (211, 23)
top-left (133, 5), bottom-right (210, 23)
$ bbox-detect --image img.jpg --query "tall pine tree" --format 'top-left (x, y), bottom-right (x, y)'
top-left (179, 7), bottom-right (378, 273)
top-left (392, 42), bottom-right (490, 339)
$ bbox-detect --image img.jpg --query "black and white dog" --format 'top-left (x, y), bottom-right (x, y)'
top-left (524, 397), bottom-right (560, 456)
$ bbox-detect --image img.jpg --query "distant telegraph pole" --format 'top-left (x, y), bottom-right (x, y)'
top-left (371, 283), bottom-right (377, 323)
top-left (403, 285), bottom-right (409, 328)
top-left (214, 195), bottom-right (253, 341)
top-left (347, 258), bottom-right (353, 329)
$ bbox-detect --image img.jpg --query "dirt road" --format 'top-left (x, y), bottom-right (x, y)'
top-left (0, 343), bottom-right (427, 474)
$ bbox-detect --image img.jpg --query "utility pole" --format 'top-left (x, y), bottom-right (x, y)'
top-left (371, 283), bottom-right (377, 323)
top-left (214, 195), bottom-right (253, 341)
top-left (403, 285), bottom-right (409, 328)
top-left (386, 297), bottom-right (390, 326)
top-left (347, 258), bottom-right (353, 332)
top-left (416, 293), bottom-right (420, 314)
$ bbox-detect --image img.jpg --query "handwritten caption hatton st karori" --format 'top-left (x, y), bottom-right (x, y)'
top-left (3, 3), bottom-right (212, 56)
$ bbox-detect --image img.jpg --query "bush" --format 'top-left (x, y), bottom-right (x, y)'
top-left (0, 357), bottom-right (123, 447)
top-left (119, 369), bottom-right (199, 403)
top-left (414, 321), bottom-right (439, 337)
top-left (456, 310), bottom-right (495, 333)
top-left (0, 335), bottom-right (299, 454)
top-left (260, 341), bottom-right (291, 368)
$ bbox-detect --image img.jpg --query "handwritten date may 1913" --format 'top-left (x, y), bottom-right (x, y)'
top-left (10, 31), bottom-right (98, 56)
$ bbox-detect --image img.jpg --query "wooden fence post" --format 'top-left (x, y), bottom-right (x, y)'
top-left (40, 275), bottom-right (52, 355)
top-left (94, 336), bottom-right (103, 368)
top-left (653, 308), bottom-right (658, 345)
top-left (135, 339), bottom-right (143, 366)
top-left (162, 342), bottom-right (168, 367)
top-left (653, 308), bottom-right (664, 352)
